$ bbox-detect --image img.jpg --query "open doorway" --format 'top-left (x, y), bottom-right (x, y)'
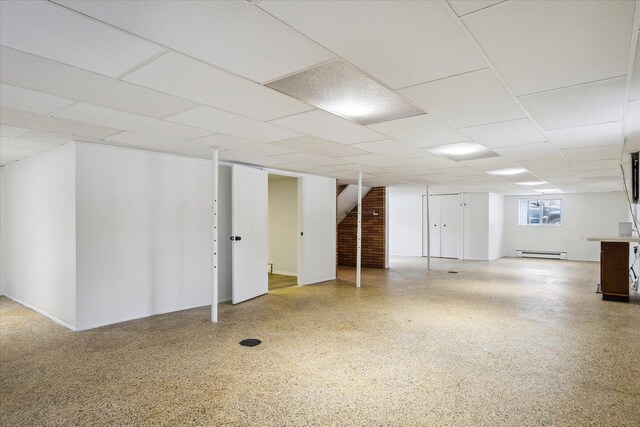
top-left (268, 174), bottom-right (299, 291)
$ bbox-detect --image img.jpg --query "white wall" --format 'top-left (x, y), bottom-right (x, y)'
top-left (0, 144), bottom-right (77, 328)
top-left (75, 143), bottom-right (213, 330)
top-left (488, 193), bottom-right (505, 260)
top-left (503, 192), bottom-right (629, 261)
top-left (268, 177), bottom-right (298, 276)
top-left (388, 188), bottom-right (423, 256)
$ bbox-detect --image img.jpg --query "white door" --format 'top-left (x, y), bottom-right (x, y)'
top-left (440, 194), bottom-right (460, 259)
top-left (423, 195), bottom-right (441, 257)
top-left (231, 164), bottom-right (268, 304)
top-left (299, 175), bottom-right (336, 285)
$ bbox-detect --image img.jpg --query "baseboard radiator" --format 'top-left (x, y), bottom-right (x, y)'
top-left (516, 250), bottom-right (567, 260)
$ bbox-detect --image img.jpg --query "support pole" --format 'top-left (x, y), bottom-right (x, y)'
top-left (426, 185), bottom-right (431, 271)
top-left (356, 172), bottom-right (362, 288)
top-left (211, 148), bottom-right (219, 322)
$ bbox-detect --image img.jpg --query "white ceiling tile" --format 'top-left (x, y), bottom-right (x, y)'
top-left (535, 169), bottom-right (577, 179)
top-left (1, 1), bottom-right (163, 78)
top-left (517, 156), bottom-right (570, 170)
top-left (219, 150), bottom-right (294, 167)
top-left (339, 153), bottom-right (403, 168)
top-left (271, 152), bottom-right (349, 167)
top-left (576, 169), bottom-right (620, 178)
top-left (124, 52), bottom-right (313, 121)
top-left (439, 167), bottom-right (485, 176)
top-left (447, 1), bottom-right (505, 17)
top-left (339, 163), bottom-right (387, 174)
top-left (270, 110), bottom-right (384, 144)
top-left (518, 77), bottom-right (626, 130)
top-left (270, 136), bottom-right (368, 158)
top-left (0, 144), bottom-right (41, 161)
top-left (459, 156), bottom-right (520, 171)
top-left (56, 103), bottom-right (210, 140)
top-left (494, 143), bottom-right (560, 161)
top-left (278, 162), bottom-right (344, 176)
top-left (15, 130), bottom-right (75, 145)
top-left (625, 100), bottom-right (640, 141)
top-left (0, 47), bottom-right (197, 118)
top-left (457, 118), bottom-right (546, 148)
top-left (544, 122), bottom-right (623, 149)
top-left (368, 114), bottom-right (468, 147)
top-left (399, 69), bottom-right (525, 128)
top-left (260, 1), bottom-right (486, 89)
top-left (561, 145), bottom-right (622, 162)
top-left (383, 165), bottom-right (439, 176)
top-left (351, 140), bottom-right (432, 159)
top-left (56, 0), bottom-right (333, 83)
top-left (106, 131), bottom-right (208, 154)
top-left (402, 156), bottom-right (464, 170)
top-left (630, 39), bottom-right (640, 101)
top-left (0, 84), bottom-right (74, 115)
top-left (462, 1), bottom-right (635, 95)
top-left (1, 137), bottom-right (60, 152)
top-left (191, 134), bottom-right (294, 156)
top-left (1, 107), bottom-right (119, 140)
top-left (167, 106), bottom-right (299, 143)
top-left (0, 125), bottom-right (26, 138)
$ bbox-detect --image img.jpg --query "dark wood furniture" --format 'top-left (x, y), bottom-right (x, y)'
top-left (600, 241), bottom-right (630, 302)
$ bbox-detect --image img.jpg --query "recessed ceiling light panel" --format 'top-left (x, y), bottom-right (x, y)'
top-left (266, 60), bottom-right (424, 125)
top-left (516, 181), bottom-right (547, 186)
top-left (429, 141), bottom-right (497, 161)
top-left (487, 167), bottom-right (528, 176)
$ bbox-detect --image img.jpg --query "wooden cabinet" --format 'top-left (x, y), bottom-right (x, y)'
top-left (600, 242), bottom-right (629, 302)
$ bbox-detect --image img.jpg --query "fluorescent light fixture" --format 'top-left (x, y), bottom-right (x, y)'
top-left (487, 167), bottom-right (528, 176)
top-left (516, 181), bottom-right (547, 186)
top-left (266, 59), bottom-right (424, 125)
top-left (535, 188), bottom-right (562, 193)
top-left (429, 141), bottom-right (497, 161)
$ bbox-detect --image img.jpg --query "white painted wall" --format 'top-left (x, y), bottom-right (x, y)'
top-left (0, 144), bottom-right (77, 328)
top-left (388, 188), bottom-right (423, 256)
top-left (488, 193), bottom-right (505, 260)
top-left (503, 192), bottom-right (629, 261)
top-left (75, 143), bottom-right (213, 330)
top-left (268, 177), bottom-right (298, 276)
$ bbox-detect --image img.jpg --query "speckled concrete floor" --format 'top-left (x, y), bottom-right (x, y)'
top-left (1, 257), bottom-right (639, 426)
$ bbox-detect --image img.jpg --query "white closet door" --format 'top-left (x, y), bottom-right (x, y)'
top-left (299, 175), bottom-right (336, 285)
top-left (440, 194), bottom-right (460, 259)
top-left (231, 164), bottom-right (268, 304)
top-left (423, 195), bottom-right (441, 257)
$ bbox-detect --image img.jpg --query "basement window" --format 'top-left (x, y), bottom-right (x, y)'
top-left (518, 199), bottom-right (562, 226)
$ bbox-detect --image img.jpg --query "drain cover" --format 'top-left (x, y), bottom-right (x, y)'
top-left (239, 339), bottom-right (261, 347)
top-left (448, 271), bottom-right (458, 274)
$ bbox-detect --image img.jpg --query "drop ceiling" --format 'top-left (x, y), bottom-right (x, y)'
top-left (0, 0), bottom-right (638, 196)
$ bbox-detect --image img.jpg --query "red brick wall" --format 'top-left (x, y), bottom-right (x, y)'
top-left (337, 187), bottom-right (386, 268)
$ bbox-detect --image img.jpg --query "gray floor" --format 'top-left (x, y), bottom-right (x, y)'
top-left (1, 256), bottom-right (639, 426)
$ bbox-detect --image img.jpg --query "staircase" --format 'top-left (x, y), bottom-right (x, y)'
top-left (337, 184), bottom-right (371, 223)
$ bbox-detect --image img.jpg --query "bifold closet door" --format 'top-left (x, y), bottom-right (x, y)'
top-left (423, 195), bottom-right (441, 258)
top-left (439, 194), bottom-right (460, 259)
top-left (231, 164), bottom-right (268, 304)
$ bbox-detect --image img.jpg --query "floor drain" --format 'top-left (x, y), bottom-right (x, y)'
top-left (448, 271), bottom-right (458, 274)
top-left (239, 339), bottom-right (261, 347)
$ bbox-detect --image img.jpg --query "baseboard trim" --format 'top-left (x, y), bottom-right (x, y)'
top-left (2, 294), bottom-right (77, 331)
top-left (271, 270), bottom-right (297, 277)
top-left (75, 301), bottom-right (211, 331)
